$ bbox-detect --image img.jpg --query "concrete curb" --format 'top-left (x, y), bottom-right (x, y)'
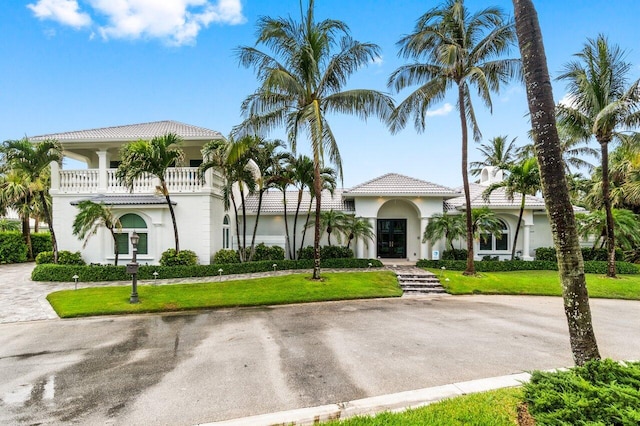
top-left (200, 371), bottom-right (532, 425)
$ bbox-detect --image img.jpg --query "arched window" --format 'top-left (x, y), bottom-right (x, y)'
top-left (479, 220), bottom-right (509, 252)
top-left (222, 215), bottom-right (231, 249)
top-left (116, 213), bottom-right (148, 255)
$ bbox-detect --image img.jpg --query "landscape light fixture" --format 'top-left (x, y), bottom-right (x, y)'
top-left (128, 231), bottom-right (140, 303)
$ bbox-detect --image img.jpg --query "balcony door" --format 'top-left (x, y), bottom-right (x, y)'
top-left (377, 219), bottom-right (407, 258)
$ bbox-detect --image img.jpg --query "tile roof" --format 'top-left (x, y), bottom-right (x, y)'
top-left (242, 189), bottom-right (353, 214)
top-left (70, 195), bottom-right (175, 206)
top-left (444, 183), bottom-right (547, 211)
top-left (30, 120), bottom-right (223, 142)
top-left (345, 173), bottom-right (459, 196)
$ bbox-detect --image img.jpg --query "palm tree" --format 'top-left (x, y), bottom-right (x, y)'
top-left (72, 201), bottom-right (122, 265)
top-left (422, 212), bottom-right (466, 252)
top-left (200, 137), bottom-right (257, 262)
top-left (117, 133), bottom-right (184, 253)
top-left (286, 155), bottom-right (313, 259)
top-left (470, 207), bottom-right (504, 242)
top-left (576, 209), bottom-right (640, 251)
top-left (0, 170), bottom-right (37, 258)
top-left (512, 0), bottom-right (600, 365)
top-left (483, 157), bottom-right (540, 259)
top-left (315, 209), bottom-right (347, 246)
top-left (470, 136), bottom-right (519, 177)
top-left (1, 138), bottom-right (62, 262)
top-left (388, 0), bottom-right (520, 275)
top-left (556, 35), bottom-right (640, 278)
top-left (234, 0), bottom-right (394, 279)
top-left (342, 215), bottom-right (375, 250)
top-left (298, 166), bottom-right (337, 258)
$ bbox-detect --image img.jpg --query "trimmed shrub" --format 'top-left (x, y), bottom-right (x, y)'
top-left (245, 243), bottom-right (286, 261)
top-left (35, 250), bottom-right (85, 265)
top-left (31, 233), bottom-right (52, 257)
top-left (442, 249), bottom-right (468, 260)
top-left (0, 231), bottom-right (28, 264)
top-left (298, 245), bottom-right (354, 260)
top-left (31, 258), bottom-right (384, 282)
top-left (416, 258), bottom-right (639, 274)
top-left (525, 359), bottom-right (640, 425)
top-left (535, 246), bottom-right (624, 262)
top-left (160, 249), bottom-right (199, 266)
top-left (213, 249), bottom-right (240, 264)
top-left (481, 255), bottom-right (500, 261)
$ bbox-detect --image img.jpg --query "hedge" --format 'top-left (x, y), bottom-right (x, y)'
top-left (416, 259), bottom-right (639, 274)
top-left (535, 246), bottom-right (624, 262)
top-left (298, 245), bottom-right (354, 259)
top-left (31, 258), bottom-right (384, 282)
top-left (0, 232), bottom-right (28, 264)
top-left (31, 233), bottom-right (52, 257)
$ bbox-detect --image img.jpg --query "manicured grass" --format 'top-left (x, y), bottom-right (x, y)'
top-left (47, 271), bottom-right (401, 318)
top-left (326, 387), bottom-right (521, 425)
top-left (428, 268), bottom-right (640, 299)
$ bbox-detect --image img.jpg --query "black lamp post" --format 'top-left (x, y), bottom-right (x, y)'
top-left (127, 231), bottom-right (140, 304)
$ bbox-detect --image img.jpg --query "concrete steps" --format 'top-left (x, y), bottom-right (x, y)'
top-left (385, 266), bottom-right (448, 295)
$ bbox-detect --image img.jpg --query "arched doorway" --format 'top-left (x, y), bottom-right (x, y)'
top-left (376, 199), bottom-right (420, 259)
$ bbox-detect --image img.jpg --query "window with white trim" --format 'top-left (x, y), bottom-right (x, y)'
top-left (479, 220), bottom-right (508, 251)
top-left (116, 213), bottom-right (148, 255)
top-left (222, 215), bottom-right (231, 249)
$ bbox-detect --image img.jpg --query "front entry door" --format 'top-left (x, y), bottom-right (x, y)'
top-left (377, 219), bottom-right (407, 258)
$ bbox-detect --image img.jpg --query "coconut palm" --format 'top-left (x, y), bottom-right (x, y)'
top-left (512, 0), bottom-right (600, 364)
top-left (117, 133), bottom-right (184, 253)
top-left (556, 34), bottom-right (640, 278)
top-left (72, 201), bottom-right (122, 265)
top-left (483, 157), bottom-right (540, 259)
top-left (470, 136), bottom-right (519, 177)
top-left (422, 212), bottom-right (466, 252)
top-left (234, 0), bottom-right (394, 279)
top-left (388, 0), bottom-right (521, 275)
top-left (1, 138), bottom-right (62, 262)
top-left (342, 215), bottom-right (375, 250)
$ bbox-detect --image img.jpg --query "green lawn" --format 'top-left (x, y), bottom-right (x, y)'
top-left (47, 271), bottom-right (402, 318)
top-left (326, 387), bottom-right (521, 425)
top-left (428, 269), bottom-right (640, 299)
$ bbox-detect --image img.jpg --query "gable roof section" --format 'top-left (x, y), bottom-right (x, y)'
top-left (30, 120), bottom-right (223, 142)
top-left (444, 183), bottom-right (546, 211)
top-left (345, 173), bottom-right (459, 197)
top-left (242, 189), bottom-right (353, 214)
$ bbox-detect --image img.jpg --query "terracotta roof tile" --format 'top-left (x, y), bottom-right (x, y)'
top-left (345, 173), bottom-right (459, 196)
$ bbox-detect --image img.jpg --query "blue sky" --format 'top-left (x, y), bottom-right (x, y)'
top-left (1, 0), bottom-right (639, 188)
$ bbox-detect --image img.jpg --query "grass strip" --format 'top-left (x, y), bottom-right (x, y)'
top-left (47, 271), bottom-right (401, 318)
top-left (428, 269), bottom-right (640, 299)
top-left (326, 387), bottom-right (522, 425)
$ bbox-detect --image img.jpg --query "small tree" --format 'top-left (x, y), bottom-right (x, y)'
top-left (342, 215), bottom-right (375, 250)
top-left (72, 201), bottom-right (122, 265)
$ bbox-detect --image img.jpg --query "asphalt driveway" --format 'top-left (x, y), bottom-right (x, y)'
top-left (1, 294), bottom-right (639, 425)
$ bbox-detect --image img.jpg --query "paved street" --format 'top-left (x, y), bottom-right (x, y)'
top-left (1, 294), bottom-right (639, 425)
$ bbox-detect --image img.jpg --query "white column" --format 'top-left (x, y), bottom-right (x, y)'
top-left (420, 217), bottom-right (430, 260)
top-left (356, 237), bottom-right (364, 259)
top-left (50, 161), bottom-right (60, 193)
top-left (523, 224), bottom-right (532, 260)
top-left (368, 217), bottom-right (377, 259)
top-left (97, 150), bottom-right (108, 193)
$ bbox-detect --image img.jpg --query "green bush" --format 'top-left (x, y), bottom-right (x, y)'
top-left (31, 233), bottom-right (52, 257)
top-left (525, 359), bottom-right (640, 425)
top-left (416, 259), bottom-right (639, 274)
top-left (0, 231), bottom-right (28, 264)
top-left (32, 258), bottom-right (384, 282)
top-left (442, 249), bottom-right (468, 260)
top-left (481, 255), bottom-right (500, 261)
top-left (212, 249), bottom-right (240, 264)
top-left (35, 250), bottom-right (85, 265)
top-left (159, 249), bottom-right (199, 266)
top-left (535, 246), bottom-right (624, 262)
top-left (252, 243), bottom-right (285, 261)
top-left (298, 245), bottom-right (354, 260)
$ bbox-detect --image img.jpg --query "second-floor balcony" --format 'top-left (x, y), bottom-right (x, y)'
top-left (53, 167), bottom-right (209, 194)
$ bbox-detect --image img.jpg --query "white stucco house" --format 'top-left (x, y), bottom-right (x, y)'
top-left (30, 120), bottom-right (556, 265)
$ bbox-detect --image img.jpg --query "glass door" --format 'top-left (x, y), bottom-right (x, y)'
top-left (377, 219), bottom-right (407, 258)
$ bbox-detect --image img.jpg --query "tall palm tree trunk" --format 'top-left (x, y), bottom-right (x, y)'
top-left (248, 190), bottom-right (265, 261)
top-left (230, 191), bottom-right (243, 261)
top-left (313, 163), bottom-right (322, 279)
top-left (300, 203), bottom-right (313, 260)
top-left (458, 85), bottom-right (475, 275)
top-left (161, 181), bottom-right (180, 253)
top-left (599, 139), bottom-right (617, 277)
top-left (282, 191), bottom-right (293, 259)
top-left (39, 192), bottom-right (58, 263)
top-left (512, 196), bottom-right (526, 260)
top-left (292, 189), bottom-right (304, 259)
top-left (22, 214), bottom-right (33, 260)
top-left (240, 187), bottom-right (248, 262)
top-left (513, 0), bottom-right (600, 365)
top-left (110, 229), bottom-right (119, 266)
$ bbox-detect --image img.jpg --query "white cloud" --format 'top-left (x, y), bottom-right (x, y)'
top-left (27, 0), bottom-right (92, 28)
top-left (426, 103), bottom-right (453, 117)
top-left (558, 93), bottom-right (578, 108)
top-left (370, 55), bottom-right (384, 67)
top-left (27, 0), bottom-right (245, 45)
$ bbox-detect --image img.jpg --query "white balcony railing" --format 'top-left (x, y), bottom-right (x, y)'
top-left (57, 167), bottom-right (204, 194)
